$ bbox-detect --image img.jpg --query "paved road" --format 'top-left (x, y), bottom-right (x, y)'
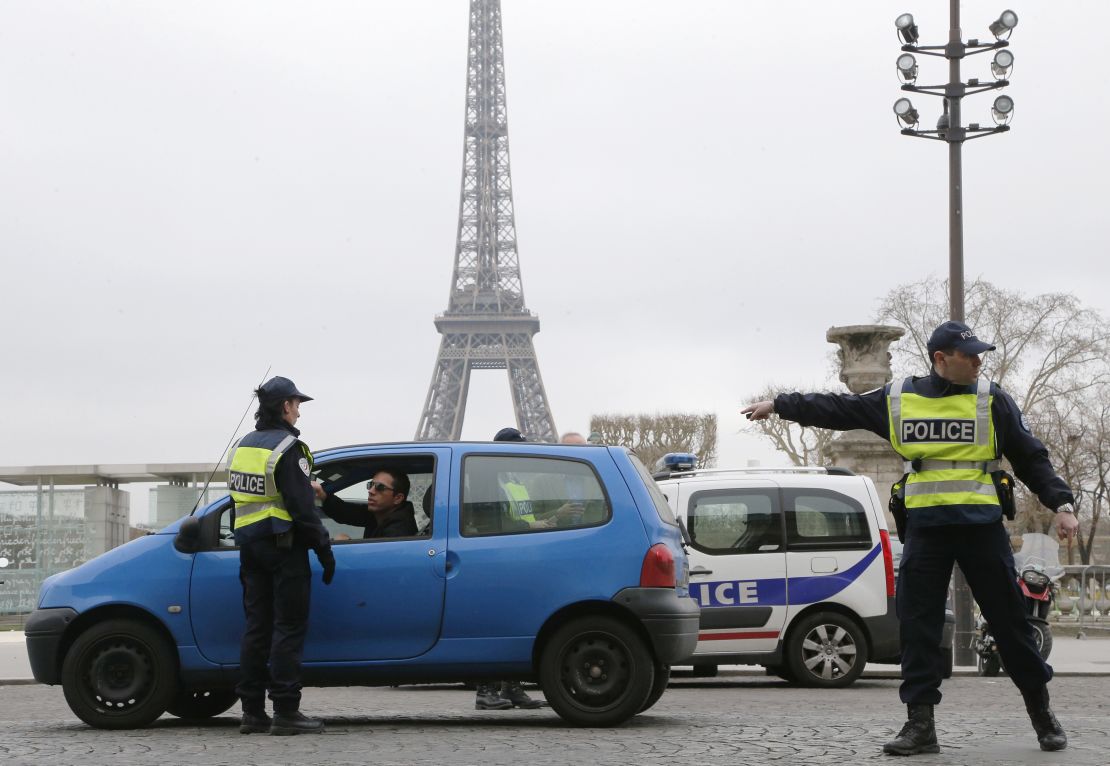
top-left (2, 673), bottom-right (1107, 766)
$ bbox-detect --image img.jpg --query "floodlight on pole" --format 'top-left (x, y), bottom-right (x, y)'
top-left (897, 53), bottom-right (919, 83)
top-left (989, 9), bottom-right (1019, 40)
top-left (893, 97), bottom-right (919, 126)
top-left (991, 94), bottom-right (1015, 124)
top-left (895, 13), bottom-right (919, 45)
top-left (991, 49), bottom-right (1014, 79)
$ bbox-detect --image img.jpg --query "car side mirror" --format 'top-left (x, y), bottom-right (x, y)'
top-left (174, 516), bottom-right (203, 554)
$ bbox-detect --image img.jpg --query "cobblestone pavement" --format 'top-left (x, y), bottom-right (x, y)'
top-left (1, 673), bottom-right (1106, 766)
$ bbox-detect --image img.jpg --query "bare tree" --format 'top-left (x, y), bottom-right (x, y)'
top-left (742, 384), bottom-right (836, 467)
top-left (589, 413), bottom-right (717, 471)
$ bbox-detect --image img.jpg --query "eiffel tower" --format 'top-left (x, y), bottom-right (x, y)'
top-left (415, 0), bottom-right (558, 443)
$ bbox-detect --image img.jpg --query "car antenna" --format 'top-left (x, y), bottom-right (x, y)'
top-left (187, 365), bottom-right (272, 516)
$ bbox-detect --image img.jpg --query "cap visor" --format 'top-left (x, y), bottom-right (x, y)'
top-left (959, 340), bottom-right (995, 354)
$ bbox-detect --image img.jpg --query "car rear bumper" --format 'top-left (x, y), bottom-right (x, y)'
top-left (24, 607), bottom-right (78, 685)
top-left (613, 587), bottom-right (700, 663)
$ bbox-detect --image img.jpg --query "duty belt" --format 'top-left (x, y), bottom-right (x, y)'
top-left (903, 458), bottom-right (1002, 474)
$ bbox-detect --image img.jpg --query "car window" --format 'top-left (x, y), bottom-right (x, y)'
top-left (784, 489), bottom-right (871, 551)
top-left (687, 489), bottom-right (781, 555)
top-left (461, 455), bottom-right (610, 536)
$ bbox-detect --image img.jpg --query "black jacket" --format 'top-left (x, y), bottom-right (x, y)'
top-left (320, 495), bottom-right (419, 539)
top-left (773, 369), bottom-right (1074, 513)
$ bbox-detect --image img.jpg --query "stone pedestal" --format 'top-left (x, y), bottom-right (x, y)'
top-left (823, 325), bottom-right (906, 515)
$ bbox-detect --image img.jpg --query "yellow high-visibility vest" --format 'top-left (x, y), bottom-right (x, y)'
top-left (503, 481), bottom-right (536, 523)
top-left (888, 376), bottom-right (1001, 515)
top-left (228, 429), bottom-right (312, 533)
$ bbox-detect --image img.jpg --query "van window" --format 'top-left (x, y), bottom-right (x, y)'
top-left (784, 489), bottom-right (871, 551)
top-left (687, 489), bottom-right (781, 555)
top-left (461, 456), bottom-right (610, 536)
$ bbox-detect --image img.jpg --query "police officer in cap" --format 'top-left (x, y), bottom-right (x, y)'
top-left (228, 376), bottom-right (335, 735)
top-left (743, 320), bottom-right (1079, 755)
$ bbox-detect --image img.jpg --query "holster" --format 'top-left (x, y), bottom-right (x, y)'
top-left (889, 478), bottom-right (908, 542)
top-left (991, 470), bottom-right (1017, 520)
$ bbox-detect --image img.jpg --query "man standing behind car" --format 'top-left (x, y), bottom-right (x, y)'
top-left (742, 321), bottom-right (1079, 755)
top-left (228, 376), bottom-right (335, 736)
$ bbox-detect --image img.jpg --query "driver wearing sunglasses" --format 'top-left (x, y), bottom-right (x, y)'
top-left (312, 468), bottom-right (418, 540)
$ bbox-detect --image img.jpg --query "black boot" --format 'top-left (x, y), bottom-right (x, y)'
top-left (882, 703), bottom-right (940, 756)
top-left (474, 683), bottom-right (512, 710)
top-left (1022, 686), bottom-right (1067, 751)
top-left (239, 711), bottom-right (271, 734)
top-left (501, 681), bottom-right (544, 709)
top-left (270, 710), bottom-right (325, 736)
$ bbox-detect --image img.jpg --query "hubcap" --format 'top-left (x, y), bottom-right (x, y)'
top-left (800, 623), bottom-right (857, 681)
top-left (559, 632), bottom-right (631, 710)
top-left (85, 638), bottom-right (153, 711)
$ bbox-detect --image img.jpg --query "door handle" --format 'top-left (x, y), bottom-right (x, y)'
top-left (690, 567), bottom-right (713, 576)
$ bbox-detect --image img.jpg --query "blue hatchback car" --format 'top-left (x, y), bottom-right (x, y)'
top-left (25, 442), bottom-right (698, 728)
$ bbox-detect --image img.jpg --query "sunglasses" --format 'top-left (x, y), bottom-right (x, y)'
top-left (366, 480), bottom-right (396, 494)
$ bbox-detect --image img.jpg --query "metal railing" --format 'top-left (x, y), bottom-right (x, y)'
top-left (1053, 565), bottom-right (1110, 637)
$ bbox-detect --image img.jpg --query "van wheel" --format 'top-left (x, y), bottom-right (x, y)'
top-left (785, 612), bottom-right (868, 688)
top-left (639, 661), bottom-right (671, 713)
top-left (539, 616), bottom-right (654, 727)
top-left (166, 689), bottom-right (238, 720)
top-left (61, 619), bottom-right (178, 729)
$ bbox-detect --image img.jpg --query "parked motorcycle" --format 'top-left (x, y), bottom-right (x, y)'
top-left (976, 530), bottom-right (1061, 674)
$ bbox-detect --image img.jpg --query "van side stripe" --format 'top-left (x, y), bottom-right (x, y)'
top-left (689, 544), bottom-right (882, 608)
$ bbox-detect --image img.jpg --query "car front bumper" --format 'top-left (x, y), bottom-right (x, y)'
top-left (23, 607), bottom-right (78, 685)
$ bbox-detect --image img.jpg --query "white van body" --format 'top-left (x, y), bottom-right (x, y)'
top-left (655, 467), bottom-right (900, 687)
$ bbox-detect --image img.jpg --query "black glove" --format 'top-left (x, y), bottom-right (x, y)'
top-left (316, 548), bottom-right (336, 586)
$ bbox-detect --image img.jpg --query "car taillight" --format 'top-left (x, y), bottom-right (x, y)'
top-left (640, 543), bottom-right (676, 588)
top-left (880, 529), bottom-right (896, 598)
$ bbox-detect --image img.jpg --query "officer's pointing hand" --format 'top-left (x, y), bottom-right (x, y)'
top-left (742, 401), bottom-right (775, 421)
top-left (317, 548), bottom-right (336, 585)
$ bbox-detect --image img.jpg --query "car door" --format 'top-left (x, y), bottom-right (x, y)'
top-left (781, 484), bottom-right (879, 623)
top-left (189, 447), bottom-right (450, 664)
top-left (679, 480), bottom-right (788, 654)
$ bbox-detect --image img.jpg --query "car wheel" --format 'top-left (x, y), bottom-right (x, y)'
top-left (166, 689), bottom-right (238, 720)
top-left (1031, 621), bottom-right (1053, 660)
top-left (61, 619), bottom-right (178, 729)
top-left (638, 661), bottom-right (671, 713)
top-left (690, 664), bottom-right (718, 678)
top-left (977, 653), bottom-right (1001, 677)
top-left (539, 616), bottom-right (654, 727)
top-left (785, 612), bottom-right (868, 688)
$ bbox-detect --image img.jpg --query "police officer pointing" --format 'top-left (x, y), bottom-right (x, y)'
top-left (743, 321), bottom-right (1079, 755)
top-left (228, 376), bottom-right (335, 736)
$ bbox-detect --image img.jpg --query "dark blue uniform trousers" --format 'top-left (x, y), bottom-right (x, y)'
top-left (237, 537), bottom-right (311, 714)
top-left (897, 521), bottom-right (1052, 705)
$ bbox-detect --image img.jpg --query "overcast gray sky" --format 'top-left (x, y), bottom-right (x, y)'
top-left (2, 1), bottom-right (1107, 520)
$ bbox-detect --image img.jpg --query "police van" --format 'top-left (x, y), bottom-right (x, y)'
top-left (654, 454), bottom-right (901, 687)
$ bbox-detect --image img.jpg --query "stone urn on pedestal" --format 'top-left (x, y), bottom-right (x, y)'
top-left (822, 325), bottom-right (906, 497)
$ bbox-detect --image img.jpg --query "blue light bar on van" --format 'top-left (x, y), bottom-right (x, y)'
top-left (655, 452), bottom-right (698, 472)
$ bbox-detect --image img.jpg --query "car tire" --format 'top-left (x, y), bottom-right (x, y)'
top-left (785, 612), bottom-right (868, 688)
top-left (638, 661), bottom-right (671, 713)
top-left (61, 618), bottom-right (178, 729)
top-left (539, 616), bottom-right (654, 727)
top-left (166, 689), bottom-right (238, 720)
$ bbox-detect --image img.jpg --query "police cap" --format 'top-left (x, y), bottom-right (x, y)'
top-left (926, 320), bottom-right (997, 356)
top-left (493, 427), bottom-right (526, 442)
top-left (257, 376), bottom-right (314, 404)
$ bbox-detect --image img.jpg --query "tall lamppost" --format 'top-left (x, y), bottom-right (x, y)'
top-left (891, 4), bottom-right (1018, 666)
